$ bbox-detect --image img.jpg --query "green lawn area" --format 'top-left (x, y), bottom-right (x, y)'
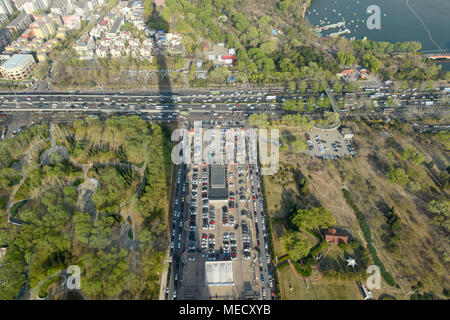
top-left (277, 265), bottom-right (363, 300)
top-left (10, 200), bottom-right (28, 217)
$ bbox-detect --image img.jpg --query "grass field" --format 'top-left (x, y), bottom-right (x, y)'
top-left (266, 121), bottom-right (449, 300)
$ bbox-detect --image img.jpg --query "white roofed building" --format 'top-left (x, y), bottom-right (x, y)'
top-left (205, 261), bottom-right (234, 287)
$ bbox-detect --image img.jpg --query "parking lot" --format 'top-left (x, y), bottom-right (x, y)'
top-left (304, 129), bottom-right (357, 159)
top-left (164, 124), bottom-right (277, 300)
top-left (179, 126), bottom-right (260, 299)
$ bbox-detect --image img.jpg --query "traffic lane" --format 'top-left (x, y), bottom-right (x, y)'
top-left (251, 168), bottom-right (271, 299)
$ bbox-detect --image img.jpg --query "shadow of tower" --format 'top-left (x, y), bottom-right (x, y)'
top-left (150, 2), bottom-right (175, 113)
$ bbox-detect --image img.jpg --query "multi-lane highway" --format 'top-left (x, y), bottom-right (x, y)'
top-left (0, 88), bottom-right (447, 115)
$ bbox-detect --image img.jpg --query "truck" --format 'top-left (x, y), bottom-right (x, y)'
top-left (424, 101), bottom-right (434, 106)
top-left (266, 95), bottom-right (276, 102)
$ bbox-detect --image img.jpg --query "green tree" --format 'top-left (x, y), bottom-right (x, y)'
top-left (427, 200), bottom-right (450, 232)
top-left (248, 113), bottom-right (269, 127)
top-left (362, 53), bottom-right (382, 73)
top-left (402, 146), bottom-right (425, 165)
top-left (291, 207), bottom-right (336, 231)
top-left (386, 167), bottom-right (409, 186)
top-left (337, 51), bottom-right (355, 65)
top-left (282, 231), bottom-right (311, 261)
top-left (279, 0), bottom-right (292, 11)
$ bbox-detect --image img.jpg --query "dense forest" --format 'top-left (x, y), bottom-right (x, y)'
top-left (0, 116), bottom-right (172, 299)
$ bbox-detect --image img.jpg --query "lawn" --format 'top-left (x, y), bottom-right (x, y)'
top-left (265, 121), bottom-right (449, 299)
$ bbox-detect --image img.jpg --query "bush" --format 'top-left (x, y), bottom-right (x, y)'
top-left (293, 260), bottom-right (312, 277)
top-left (349, 239), bottom-right (360, 250)
top-left (309, 239), bottom-right (328, 257)
top-left (38, 276), bottom-right (61, 299)
top-left (338, 241), bottom-right (349, 250)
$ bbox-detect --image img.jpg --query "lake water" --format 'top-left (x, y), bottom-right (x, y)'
top-left (306, 0), bottom-right (450, 70)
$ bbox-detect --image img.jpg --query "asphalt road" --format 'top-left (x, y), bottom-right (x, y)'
top-left (0, 88), bottom-right (445, 127)
top-left (249, 164), bottom-right (273, 300)
top-left (166, 163), bottom-right (187, 300)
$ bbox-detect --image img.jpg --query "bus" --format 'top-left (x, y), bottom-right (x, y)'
top-left (269, 88), bottom-right (283, 93)
top-left (210, 90), bottom-right (221, 95)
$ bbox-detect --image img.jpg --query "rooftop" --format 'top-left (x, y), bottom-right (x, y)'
top-left (211, 165), bottom-right (226, 188)
top-left (8, 13), bottom-right (30, 28)
top-left (205, 261), bottom-right (234, 286)
top-left (1, 54), bottom-right (33, 70)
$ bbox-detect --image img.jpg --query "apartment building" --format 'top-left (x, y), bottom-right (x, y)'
top-left (0, 0), bottom-right (16, 16)
top-left (7, 12), bottom-right (32, 33)
top-left (0, 53), bottom-right (36, 79)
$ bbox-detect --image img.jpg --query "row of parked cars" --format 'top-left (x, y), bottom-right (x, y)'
top-left (167, 165), bottom-right (186, 300)
top-left (223, 232), bottom-right (238, 260)
top-left (241, 221), bottom-right (251, 260)
top-left (222, 205), bottom-right (235, 227)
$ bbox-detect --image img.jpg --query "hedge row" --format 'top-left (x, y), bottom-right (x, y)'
top-left (293, 260), bottom-right (312, 277)
top-left (342, 189), bottom-right (396, 287)
top-left (309, 239), bottom-right (328, 257)
top-left (277, 255), bottom-right (290, 264)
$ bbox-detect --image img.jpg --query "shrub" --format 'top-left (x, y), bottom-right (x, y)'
top-left (293, 260), bottom-right (312, 277)
top-left (349, 239), bottom-right (360, 250)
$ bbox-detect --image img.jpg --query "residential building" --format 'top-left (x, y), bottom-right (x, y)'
top-left (337, 69), bottom-right (355, 77)
top-left (0, 53), bottom-right (36, 79)
top-left (73, 32), bottom-right (95, 57)
top-left (7, 12), bottom-right (32, 33)
top-left (30, 16), bottom-right (57, 39)
top-left (20, 27), bottom-right (34, 39)
top-left (61, 14), bottom-right (80, 29)
top-left (50, 0), bottom-right (73, 15)
top-left (0, 0), bottom-right (15, 16)
top-left (0, 13), bottom-right (9, 25)
top-left (324, 228), bottom-right (349, 244)
top-left (0, 27), bottom-right (10, 49)
top-left (20, 0), bottom-right (52, 15)
top-left (106, 16), bottom-right (123, 38)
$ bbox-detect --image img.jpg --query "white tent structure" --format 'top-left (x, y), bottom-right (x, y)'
top-left (205, 261), bottom-right (234, 287)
